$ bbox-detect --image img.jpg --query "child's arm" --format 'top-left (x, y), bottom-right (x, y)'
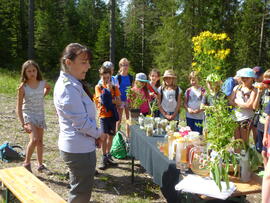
top-left (183, 90), bottom-right (191, 112)
top-left (44, 81), bottom-right (51, 97)
top-left (171, 90), bottom-right (181, 120)
top-left (16, 84), bottom-right (31, 133)
top-left (157, 92), bottom-right (168, 118)
top-left (263, 115), bottom-right (270, 148)
top-left (253, 88), bottom-right (263, 110)
top-left (112, 87), bottom-right (121, 105)
top-left (235, 89), bottom-right (256, 109)
top-left (94, 85), bottom-right (101, 107)
top-left (16, 85), bottom-right (25, 128)
top-left (228, 86), bottom-right (237, 107)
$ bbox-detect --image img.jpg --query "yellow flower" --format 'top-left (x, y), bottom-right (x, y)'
top-left (225, 49), bottom-right (230, 55)
top-left (219, 33), bottom-right (227, 40)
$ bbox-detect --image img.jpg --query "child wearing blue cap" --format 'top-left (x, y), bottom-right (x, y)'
top-left (230, 68), bottom-right (257, 143)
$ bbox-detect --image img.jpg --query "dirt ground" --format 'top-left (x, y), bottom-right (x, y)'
top-left (0, 94), bottom-right (262, 203)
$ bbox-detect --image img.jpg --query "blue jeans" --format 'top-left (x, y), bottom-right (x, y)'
top-left (256, 129), bottom-right (267, 153)
top-left (186, 117), bottom-right (203, 135)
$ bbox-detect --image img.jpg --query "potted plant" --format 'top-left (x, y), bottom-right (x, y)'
top-left (191, 31), bottom-right (261, 190)
top-left (203, 97), bottom-right (241, 190)
top-left (126, 86), bottom-right (146, 118)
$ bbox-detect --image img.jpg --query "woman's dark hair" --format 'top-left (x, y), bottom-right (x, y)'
top-left (149, 68), bottom-right (161, 88)
top-left (80, 80), bottom-right (93, 101)
top-left (60, 43), bottom-right (92, 72)
top-left (20, 60), bottom-right (43, 83)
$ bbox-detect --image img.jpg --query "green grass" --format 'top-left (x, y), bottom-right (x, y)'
top-left (0, 68), bottom-right (54, 98)
top-left (0, 68), bottom-right (20, 96)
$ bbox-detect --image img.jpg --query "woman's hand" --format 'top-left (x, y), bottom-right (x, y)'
top-left (96, 133), bottom-right (107, 148)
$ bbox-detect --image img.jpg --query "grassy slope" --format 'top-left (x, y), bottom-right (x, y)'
top-left (0, 68), bottom-right (54, 98)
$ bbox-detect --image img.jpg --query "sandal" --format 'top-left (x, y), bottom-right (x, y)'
top-left (23, 163), bottom-right (32, 173)
top-left (37, 164), bottom-right (52, 175)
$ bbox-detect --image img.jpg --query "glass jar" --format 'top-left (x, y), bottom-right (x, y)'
top-left (189, 144), bottom-right (209, 176)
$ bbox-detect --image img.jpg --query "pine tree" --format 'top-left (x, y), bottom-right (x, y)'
top-left (124, 0), bottom-right (160, 73)
top-left (233, 0), bottom-right (264, 68)
top-left (0, 0), bottom-right (25, 68)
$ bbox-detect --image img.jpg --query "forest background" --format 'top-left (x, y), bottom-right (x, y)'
top-left (0, 0), bottom-right (270, 89)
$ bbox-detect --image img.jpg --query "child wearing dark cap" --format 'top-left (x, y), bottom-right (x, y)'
top-left (253, 66), bottom-right (264, 83)
top-left (253, 70), bottom-right (270, 158)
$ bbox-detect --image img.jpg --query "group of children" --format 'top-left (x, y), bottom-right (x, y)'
top-left (15, 57), bottom-right (270, 184)
top-left (93, 58), bottom-right (191, 169)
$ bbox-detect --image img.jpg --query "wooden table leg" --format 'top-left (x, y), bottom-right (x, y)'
top-left (5, 188), bottom-right (10, 203)
top-left (131, 157), bottom-right (134, 183)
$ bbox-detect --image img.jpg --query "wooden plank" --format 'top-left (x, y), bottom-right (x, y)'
top-left (0, 167), bottom-right (66, 203)
top-left (199, 173), bottom-right (262, 200)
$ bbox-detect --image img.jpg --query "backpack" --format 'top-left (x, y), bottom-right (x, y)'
top-left (117, 74), bottom-right (133, 86)
top-left (160, 86), bottom-right (180, 103)
top-left (110, 131), bottom-right (127, 159)
top-left (0, 142), bottom-right (24, 162)
top-left (186, 87), bottom-right (206, 103)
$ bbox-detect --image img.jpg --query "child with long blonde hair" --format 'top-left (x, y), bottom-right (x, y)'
top-left (184, 71), bottom-right (205, 134)
top-left (16, 60), bottom-right (51, 173)
top-left (158, 69), bottom-right (182, 121)
top-left (116, 58), bottom-right (133, 137)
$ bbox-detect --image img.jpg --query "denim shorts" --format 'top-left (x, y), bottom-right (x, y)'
top-left (120, 101), bottom-right (129, 109)
top-left (100, 117), bottom-right (116, 136)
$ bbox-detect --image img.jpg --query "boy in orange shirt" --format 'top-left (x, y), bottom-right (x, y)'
top-left (95, 66), bottom-right (121, 170)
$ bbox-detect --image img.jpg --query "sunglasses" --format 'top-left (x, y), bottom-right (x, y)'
top-left (120, 64), bottom-right (129, 67)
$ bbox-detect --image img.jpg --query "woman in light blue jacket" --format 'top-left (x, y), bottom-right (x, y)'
top-left (54, 43), bottom-right (106, 203)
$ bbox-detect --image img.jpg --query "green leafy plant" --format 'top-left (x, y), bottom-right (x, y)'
top-left (126, 86), bottom-right (146, 109)
top-left (149, 98), bottom-right (159, 117)
top-left (204, 97), bottom-right (241, 190)
top-left (192, 31), bottom-right (243, 190)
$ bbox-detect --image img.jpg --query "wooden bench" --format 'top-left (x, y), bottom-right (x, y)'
top-left (0, 166), bottom-right (67, 203)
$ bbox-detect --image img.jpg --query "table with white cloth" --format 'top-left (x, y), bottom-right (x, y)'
top-left (130, 125), bottom-right (262, 203)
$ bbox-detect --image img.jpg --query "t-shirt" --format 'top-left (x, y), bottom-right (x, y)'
top-left (158, 86), bottom-right (182, 113)
top-left (185, 87), bottom-right (204, 120)
top-left (233, 85), bottom-right (254, 122)
top-left (264, 102), bottom-right (270, 134)
top-left (98, 76), bottom-right (119, 88)
top-left (95, 85), bottom-right (120, 118)
top-left (222, 77), bottom-right (237, 96)
top-left (132, 86), bottom-right (150, 114)
top-left (119, 75), bottom-right (132, 101)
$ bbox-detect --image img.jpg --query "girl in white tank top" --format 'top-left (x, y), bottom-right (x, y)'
top-left (16, 60), bottom-right (51, 173)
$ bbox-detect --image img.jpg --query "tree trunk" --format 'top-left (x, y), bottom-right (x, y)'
top-left (110, 0), bottom-right (115, 65)
top-left (259, 0), bottom-right (267, 64)
top-left (28, 0), bottom-right (34, 59)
